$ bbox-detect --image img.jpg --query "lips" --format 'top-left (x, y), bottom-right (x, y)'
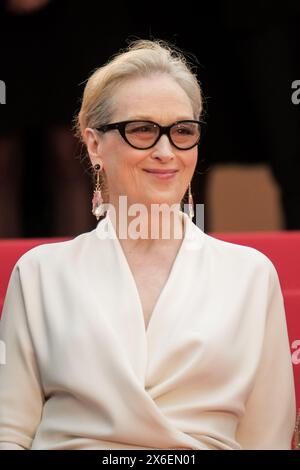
top-left (143, 169), bottom-right (179, 174)
top-left (143, 168), bottom-right (179, 180)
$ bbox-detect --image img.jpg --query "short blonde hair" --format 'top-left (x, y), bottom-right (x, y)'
top-left (74, 39), bottom-right (204, 202)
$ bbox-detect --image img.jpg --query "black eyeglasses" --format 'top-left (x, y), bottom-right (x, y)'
top-left (95, 120), bottom-right (203, 150)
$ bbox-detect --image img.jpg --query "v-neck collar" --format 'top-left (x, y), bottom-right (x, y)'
top-left (92, 212), bottom-right (209, 448)
top-left (95, 209), bottom-right (203, 337)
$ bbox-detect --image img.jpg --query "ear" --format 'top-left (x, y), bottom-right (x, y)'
top-left (83, 128), bottom-right (103, 167)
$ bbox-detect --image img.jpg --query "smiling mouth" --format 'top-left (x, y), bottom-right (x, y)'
top-left (142, 169), bottom-right (179, 180)
top-left (143, 169), bottom-right (179, 174)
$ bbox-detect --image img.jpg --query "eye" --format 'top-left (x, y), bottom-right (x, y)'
top-left (127, 123), bottom-right (157, 134)
top-left (178, 127), bottom-right (193, 135)
top-left (173, 124), bottom-right (195, 136)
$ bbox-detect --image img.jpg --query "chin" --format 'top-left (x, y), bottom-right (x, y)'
top-left (144, 196), bottom-right (181, 209)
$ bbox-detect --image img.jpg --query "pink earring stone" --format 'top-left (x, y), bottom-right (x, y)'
top-left (92, 190), bottom-right (104, 220)
top-left (188, 195), bottom-right (194, 220)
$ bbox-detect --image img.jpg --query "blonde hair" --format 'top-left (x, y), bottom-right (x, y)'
top-left (76, 40), bottom-right (203, 140)
top-left (74, 39), bottom-right (204, 202)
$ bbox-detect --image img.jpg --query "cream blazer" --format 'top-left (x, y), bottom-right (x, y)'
top-left (0, 211), bottom-right (296, 450)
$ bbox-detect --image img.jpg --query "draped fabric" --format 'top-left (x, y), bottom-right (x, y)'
top-left (0, 211), bottom-right (296, 449)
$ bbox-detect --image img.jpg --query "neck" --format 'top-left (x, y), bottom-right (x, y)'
top-left (106, 202), bottom-right (186, 252)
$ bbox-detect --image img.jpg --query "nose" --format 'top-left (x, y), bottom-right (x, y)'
top-left (151, 134), bottom-right (175, 160)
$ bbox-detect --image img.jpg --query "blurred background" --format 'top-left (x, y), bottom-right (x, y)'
top-left (0, 0), bottom-right (300, 238)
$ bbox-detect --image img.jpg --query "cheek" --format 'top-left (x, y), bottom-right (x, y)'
top-left (109, 139), bottom-right (144, 167)
top-left (182, 150), bottom-right (198, 172)
top-left (191, 148), bottom-right (198, 164)
top-left (120, 151), bottom-right (147, 179)
top-left (105, 148), bottom-right (144, 185)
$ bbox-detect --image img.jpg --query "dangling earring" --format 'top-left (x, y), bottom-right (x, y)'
top-left (188, 182), bottom-right (194, 220)
top-left (92, 163), bottom-right (104, 221)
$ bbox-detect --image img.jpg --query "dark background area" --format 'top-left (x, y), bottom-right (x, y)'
top-left (0, 0), bottom-right (300, 237)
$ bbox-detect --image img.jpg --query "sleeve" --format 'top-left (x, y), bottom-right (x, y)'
top-left (236, 260), bottom-right (296, 450)
top-left (0, 263), bottom-right (44, 450)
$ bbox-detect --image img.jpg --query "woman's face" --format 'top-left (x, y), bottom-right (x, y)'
top-left (85, 74), bottom-right (198, 211)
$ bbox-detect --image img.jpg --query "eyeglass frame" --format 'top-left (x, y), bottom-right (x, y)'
top-left (95, 119), bottom-right (204, 150)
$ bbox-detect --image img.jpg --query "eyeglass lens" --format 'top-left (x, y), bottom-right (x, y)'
top-left (125, 121), bottom-right (200, 149)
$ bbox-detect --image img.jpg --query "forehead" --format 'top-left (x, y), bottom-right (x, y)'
top-left (111, 74), bottom-right (194, 122)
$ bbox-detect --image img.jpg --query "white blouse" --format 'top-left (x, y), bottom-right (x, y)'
top-left (0, 211), bottom-right (296, 450)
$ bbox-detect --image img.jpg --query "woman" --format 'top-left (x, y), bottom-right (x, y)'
top-left (0, 40), bottom-right (296, 450)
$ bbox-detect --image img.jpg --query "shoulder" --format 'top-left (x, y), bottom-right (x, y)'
top-left (199, 233), bottom-right (283, 318)
top-left (15, 230), bottom-right (97, 272)
top-left (201, 231), bottom-right (278, 281)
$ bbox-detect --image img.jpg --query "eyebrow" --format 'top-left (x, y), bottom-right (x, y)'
top-left (127, 116), bottom-right (194, 122)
